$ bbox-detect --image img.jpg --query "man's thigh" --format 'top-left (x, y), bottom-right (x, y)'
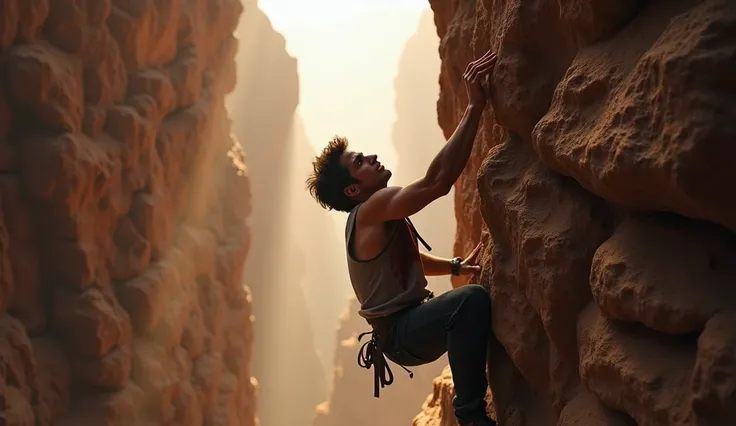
top-left (384, 289), bottom-right (467, 366)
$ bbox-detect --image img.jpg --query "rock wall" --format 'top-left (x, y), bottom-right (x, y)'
top-left (419, 0), bottom-right (736, 425)
top-left (313, 297), bottom-right (445, 426)
top-left (227, 8), bottom-right (328, 426)
top-left (0, 0), bottom-right (259, 425)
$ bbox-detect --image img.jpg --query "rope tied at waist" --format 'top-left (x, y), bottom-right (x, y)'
top-left (357, 330), bottom-right (413, 398)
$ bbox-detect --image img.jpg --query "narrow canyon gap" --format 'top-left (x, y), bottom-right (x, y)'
top-left (415, 1), bottom-right (736, 425)
top-left (0, 0), bottom-right (261, 424)
top-left (227, 7), bottom-right (334, 426)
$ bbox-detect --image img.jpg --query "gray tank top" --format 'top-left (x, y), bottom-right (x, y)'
top-left (345, 203), bottom-right (432, 320)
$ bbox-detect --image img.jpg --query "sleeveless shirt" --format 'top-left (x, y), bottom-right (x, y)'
top-left (345, 203), bottom-right (431, 320)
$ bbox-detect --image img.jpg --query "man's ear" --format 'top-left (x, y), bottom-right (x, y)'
top-left (344, 184), bottom-right (360, 198)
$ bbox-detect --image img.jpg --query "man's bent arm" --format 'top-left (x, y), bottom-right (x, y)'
top-left (419, 251), bottom-right (454, 276)
top-left (424, 104), bottom-right (485, 194)
top-left (360, 103), bottom-right (486, 224)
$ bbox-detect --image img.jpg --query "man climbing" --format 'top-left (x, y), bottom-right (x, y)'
top-left (305, 50), bottom-right (498, 426)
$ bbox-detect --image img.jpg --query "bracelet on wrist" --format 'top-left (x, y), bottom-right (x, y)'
top-left (450, 257), bottom-right (462, 276)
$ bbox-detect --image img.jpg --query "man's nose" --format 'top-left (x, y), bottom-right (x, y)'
top-left (368, 154), bottom-right (378, 163)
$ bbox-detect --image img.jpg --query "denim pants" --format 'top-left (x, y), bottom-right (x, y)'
top-left (382, 284), bottom-right (492, 424)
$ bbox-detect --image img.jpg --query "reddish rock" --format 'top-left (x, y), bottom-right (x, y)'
top-left (0, 192), bottom-right (14, 313)
top-left (420, 0), bottom-right (736, 425)
top-left (591, 215), bottom-right (736, 334)
top-left (1, 0), bottom-right (20, 49)
top-left (0, 0), bottom-right (260, 423)
top-left (534, 0), bottom-right (736, 233)
top-left (51, 287), bottom-right (132, 357)
top-left (691, 312), bottom-right (736, 425)
top-left (31, 338), bottom-right (71, 425)
top-left (70, 343), bottom-right (131, 389)
top-left (5, 42), bottom-right (84, 133)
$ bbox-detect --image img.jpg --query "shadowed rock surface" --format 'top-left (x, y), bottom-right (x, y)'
top-left (416, 1), bottom-right (736, 425)
top-left (227, 7), bottom-right (328, 426)
top-left (0, 0), bottom-right (259, 424)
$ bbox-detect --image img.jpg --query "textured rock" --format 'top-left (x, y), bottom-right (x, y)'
top-left (0, 0), bottom-right (261, 424)
top-left (313, 298), bottom-right (445, 426)
top-left (419, 0), bottom-right (736, 425)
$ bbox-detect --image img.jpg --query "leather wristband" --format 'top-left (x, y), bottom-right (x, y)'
top-left (450, 257), bottom-right (462, 276)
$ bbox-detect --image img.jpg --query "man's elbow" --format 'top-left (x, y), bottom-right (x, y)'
top-left (431, 181), bottom-right (452, 198)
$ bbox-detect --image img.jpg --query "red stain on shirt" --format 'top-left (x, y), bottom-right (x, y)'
top-left (388, 219), bottom-right (421, 289)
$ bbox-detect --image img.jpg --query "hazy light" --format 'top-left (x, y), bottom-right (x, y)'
top-left (258, 0), bottom-right (430, 165)
top-left (258, 0), bottom-right (432, 235)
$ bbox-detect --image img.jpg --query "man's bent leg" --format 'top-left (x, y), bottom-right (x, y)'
top-left (383, 285), bottom-right (492, 424)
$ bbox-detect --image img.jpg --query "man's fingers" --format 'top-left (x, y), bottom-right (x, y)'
top-left (464, 51), bottom-right (496, 81)
top-left (477, 50), bottom-right (494, 62)
top-left (468, 54), bottom-right (497, 81)
top-left (467, 247), bottom-right (482, 262)
top-left (473, 53), bottom-right (497, 72)
top-left (461, 264), bottom-right (482, 275)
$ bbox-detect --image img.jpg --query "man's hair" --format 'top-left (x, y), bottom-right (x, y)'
top-left (306, 135), bottom-right (358, 212)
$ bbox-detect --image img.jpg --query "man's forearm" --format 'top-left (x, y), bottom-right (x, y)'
top-left (419, 251), bottom-right (454, 276)
top-left (424, 104), bottom-right (485, 191)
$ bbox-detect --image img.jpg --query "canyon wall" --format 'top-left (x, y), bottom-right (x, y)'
top-left (227, 8), bottom-right (328, 426)
top-left (0, 0), bottom-right (258, 425)
top-left (418, 0), bottom-right (736, 425)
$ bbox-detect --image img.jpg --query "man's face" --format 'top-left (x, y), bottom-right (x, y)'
top-left (340, 150), bottom-right (392, 199)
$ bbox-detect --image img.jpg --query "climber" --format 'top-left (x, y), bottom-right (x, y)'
top-left (305, 50), bottom-right (498, 426)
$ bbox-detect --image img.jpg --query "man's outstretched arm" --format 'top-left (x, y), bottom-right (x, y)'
top-left (419, 243), bottom-right (483, 277)
top-left (359, 51), bottom-right (498, 225)
top-left (419, 252), bottom-right (455, 276)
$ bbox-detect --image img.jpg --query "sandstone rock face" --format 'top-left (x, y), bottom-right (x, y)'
top-left (421, 0), bottom-right (736, 425)
top-left (313, 297), bottom-right (446, 426)
top-left (227, 9), bottom-right (328, 426)
top-left (0, 0), bottom-right (258, 425)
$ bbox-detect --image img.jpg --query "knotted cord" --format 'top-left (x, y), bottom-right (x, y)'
top-left (357, 330), bottom-right (413, 398)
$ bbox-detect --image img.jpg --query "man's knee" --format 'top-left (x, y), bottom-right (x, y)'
top-left (457, 284), bottom-right (491, 314)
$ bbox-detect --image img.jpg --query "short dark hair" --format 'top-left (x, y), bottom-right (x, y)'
top-left (306, 136), bottom-right (358, 212)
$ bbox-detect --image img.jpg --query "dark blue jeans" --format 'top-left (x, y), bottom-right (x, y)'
top-left (382, 284), bottom-right (492, 424)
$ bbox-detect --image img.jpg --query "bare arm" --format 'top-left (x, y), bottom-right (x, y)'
top-left (419, 251), bottom-right (454, 276)
top-left (420, 243), bottom-right (483, 280)
top-left (360, 51), bottom-right (498, 225)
